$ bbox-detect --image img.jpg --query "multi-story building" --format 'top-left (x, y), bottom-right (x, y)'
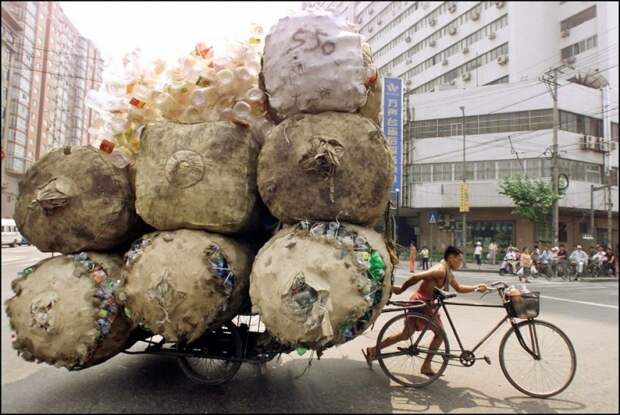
top-left (303, 1), bottom-right (619, 251)
top-left (1, 1), bottom-right (103, 219)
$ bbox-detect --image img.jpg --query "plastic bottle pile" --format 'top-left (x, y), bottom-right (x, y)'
top-left (6, 10), bottom-right (397, 372)
top-left (86, 23), bottom-right (274, 168)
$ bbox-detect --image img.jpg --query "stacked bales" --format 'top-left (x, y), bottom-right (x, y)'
top-left (5, 252), bottom-right (132, 370)
top-left (118, 229), bottom-right (254, 342)
top-left (251, 10), bottom-right (395, 351)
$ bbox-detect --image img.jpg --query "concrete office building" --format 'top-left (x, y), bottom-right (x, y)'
top-left (1, 1), bottom-right (103, 218)
top-left (303, 1), bottom-right (619, 252)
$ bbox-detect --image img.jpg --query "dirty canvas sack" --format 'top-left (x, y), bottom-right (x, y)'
top-left (258, 112), bottom-right (393, 226)
top-left (118, 229), bottom-right (254, 342)
top-left (14, 146), bottom-right (139, 254)
top-left (261, 10), bottom-right (380, 123)
top-left (250, 221), bottom-right (392, 350)
top-left (5, 252), bottom-right (132, 370)
top-left (135, 121), bottom-right (259, 234)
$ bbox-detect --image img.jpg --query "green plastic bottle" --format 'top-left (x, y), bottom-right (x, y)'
top-left (368, 250), bottom-right (385, 282)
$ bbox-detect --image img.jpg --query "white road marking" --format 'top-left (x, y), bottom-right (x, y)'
top-left (538, 294), bottom-right (618, 309)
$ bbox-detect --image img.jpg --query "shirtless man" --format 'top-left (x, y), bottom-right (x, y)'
top-left (363, 246), bottom-right (489, 376)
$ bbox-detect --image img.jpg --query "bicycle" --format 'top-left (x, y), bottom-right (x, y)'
top-left (375, 282), bottom-right (577, 398)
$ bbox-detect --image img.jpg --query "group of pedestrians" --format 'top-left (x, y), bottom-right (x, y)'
top-left (409, 240), bottom-right (618, 282)
top-left (503, 243), bottom-right (618, 282)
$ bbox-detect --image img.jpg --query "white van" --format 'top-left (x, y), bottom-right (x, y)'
top-left (2, 218), bottom-right (22, 247)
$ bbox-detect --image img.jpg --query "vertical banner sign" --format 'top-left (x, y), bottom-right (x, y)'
top-left (383, 77), bottom-right (403, 199)
top-left (459, 182), bottom-right (470, 213)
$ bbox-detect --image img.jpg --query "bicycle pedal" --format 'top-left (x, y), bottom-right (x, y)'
top-left (483, 356), bottom-right (491, 365)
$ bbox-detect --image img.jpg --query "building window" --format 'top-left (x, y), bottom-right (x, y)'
top-left (561, 35), bottom-right (598, 59)
top-left (611, 122), bottom-right (618, 141)
top-left (484, 75), bottom-right (509, 86)
top-left (468, 221), bottom-right (515, 251)
top-left (560, 6), bottom-right (596, 32)
top-left (585, 164), bottom-right (602, 184)
top-left (432, 163), bottom-right (453, 182)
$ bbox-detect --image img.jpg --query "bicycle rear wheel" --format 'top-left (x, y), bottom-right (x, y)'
top-left (376, 313), bottom-right (449, 388)
top-left (499, 319), bottom-right (576, 398)
top-left (177, 322), bottom-right (243, 385)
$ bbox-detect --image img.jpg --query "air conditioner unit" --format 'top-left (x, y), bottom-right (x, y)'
top-left (369, 8), bottom-right (374, 15)
top-left (449, 26), bottom-right (457, 35)
top-left (488, 32), bottom-right (496, 40)
top-left (561, 29), bottom-right (570, 38)
top-left (442, 59), bottom-right (449, 66)
top-left (497, 55), bottom-right (508, 65)
top-left (462, 47), bottom-right (470, 54)
top-left (429, 39), bottom-right (437, 47)
top-left (448, 2), bottom-right (457, 13)
top-left (423, 2), bottom-right (430, 9)
top-left (462, 72), bottom-right (471, 81)
top-left (405, 36), bottom-right (412, 43)
top-left (377, 19), bottom-right (382, 25)
top-left (471, 11), bottom-right (480, 21)
top-left (369, 27), bottom-right (374, 33)
top-left (429, 18), bottom-right (437, 27)
top-left (564, 56), bottom-right (576, 64)
top-left (430, 86), bottom-right (437, 92)
top-left (406, 79), bottom-right (413, 86)
top-left (495, 1), bottom-right (505, 8)
top-left (406, 58), bottom-right (413, 65)
top-left (449, 80), bottom-right (456, 86)
top-left (580, 135), bottom-right (590, 150)
top-left (357, 17), bottom-right (363, 24)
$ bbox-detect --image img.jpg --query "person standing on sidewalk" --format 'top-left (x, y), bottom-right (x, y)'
top-left (488, 241), bottom-right (498, 265)
top-left (420, 246), bottom-right (430, 270)
top-left (409, 242), bottom-right (417, 273)
top-left (474, 241), bottom-right (483, 269)
top-left (519, 247), bottom-right (532, 283)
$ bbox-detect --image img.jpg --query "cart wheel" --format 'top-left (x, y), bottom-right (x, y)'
top-left (177, 322), bottom-right (243, 385)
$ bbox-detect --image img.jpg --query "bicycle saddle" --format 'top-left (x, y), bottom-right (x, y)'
top-left (434, 287), bottom-right (457, 299)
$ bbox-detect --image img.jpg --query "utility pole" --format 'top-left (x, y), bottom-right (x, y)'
top-left (460, 105), bottom-right (467, 267)
top-left (541, 64), bottom-right (571, 246)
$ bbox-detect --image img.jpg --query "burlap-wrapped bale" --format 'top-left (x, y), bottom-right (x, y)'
top-left (14, 146), bottom-right (139, 254)
top-left (5, 252), bottom-right (132, 370)
top-left (258, 112), bottom-right (394, 226)
top-left (261, 11), bottom-right (380, 123)
top-left (118, 229), bottom-right (254, 342)
top-left (250, 221), bottom-right (393, 350)
top-left (135, 122), bottom-right (259, 233)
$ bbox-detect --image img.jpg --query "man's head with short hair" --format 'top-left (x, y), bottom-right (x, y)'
top-left (444, 246), bottom-right (464, 270)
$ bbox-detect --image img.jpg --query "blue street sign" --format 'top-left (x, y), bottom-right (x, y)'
top-left (428, 211), bottom-right (439, 224)
top-left (383, 77), bottom-right (403, 195)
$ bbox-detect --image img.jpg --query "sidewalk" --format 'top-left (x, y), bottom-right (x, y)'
top-left (396, 262), bottom-right (618, 282)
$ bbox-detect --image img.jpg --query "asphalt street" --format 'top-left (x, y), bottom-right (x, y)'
top-left (1, 246), bottom-right (618, 413)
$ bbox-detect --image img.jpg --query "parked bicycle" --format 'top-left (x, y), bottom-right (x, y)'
top-left (375, 282), bottom-right (576, 398)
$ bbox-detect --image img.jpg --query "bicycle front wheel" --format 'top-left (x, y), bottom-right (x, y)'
top-left (499, 319), bottom-right (576, 398)
top-left (376, 313), bottom-right (450, 388)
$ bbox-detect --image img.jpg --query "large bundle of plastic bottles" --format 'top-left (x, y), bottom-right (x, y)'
top-left (86, 24), bottom-right (273, 168)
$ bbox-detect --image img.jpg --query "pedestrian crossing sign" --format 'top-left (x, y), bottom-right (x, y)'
top-left (428, 213), bottom-right (437, 224)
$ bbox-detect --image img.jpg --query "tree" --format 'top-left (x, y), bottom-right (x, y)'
top-left (499, 175), bottom-right (562, 243)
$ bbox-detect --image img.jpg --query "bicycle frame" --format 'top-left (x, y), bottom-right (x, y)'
top-left (409, 298), bottom-right (541, 361)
